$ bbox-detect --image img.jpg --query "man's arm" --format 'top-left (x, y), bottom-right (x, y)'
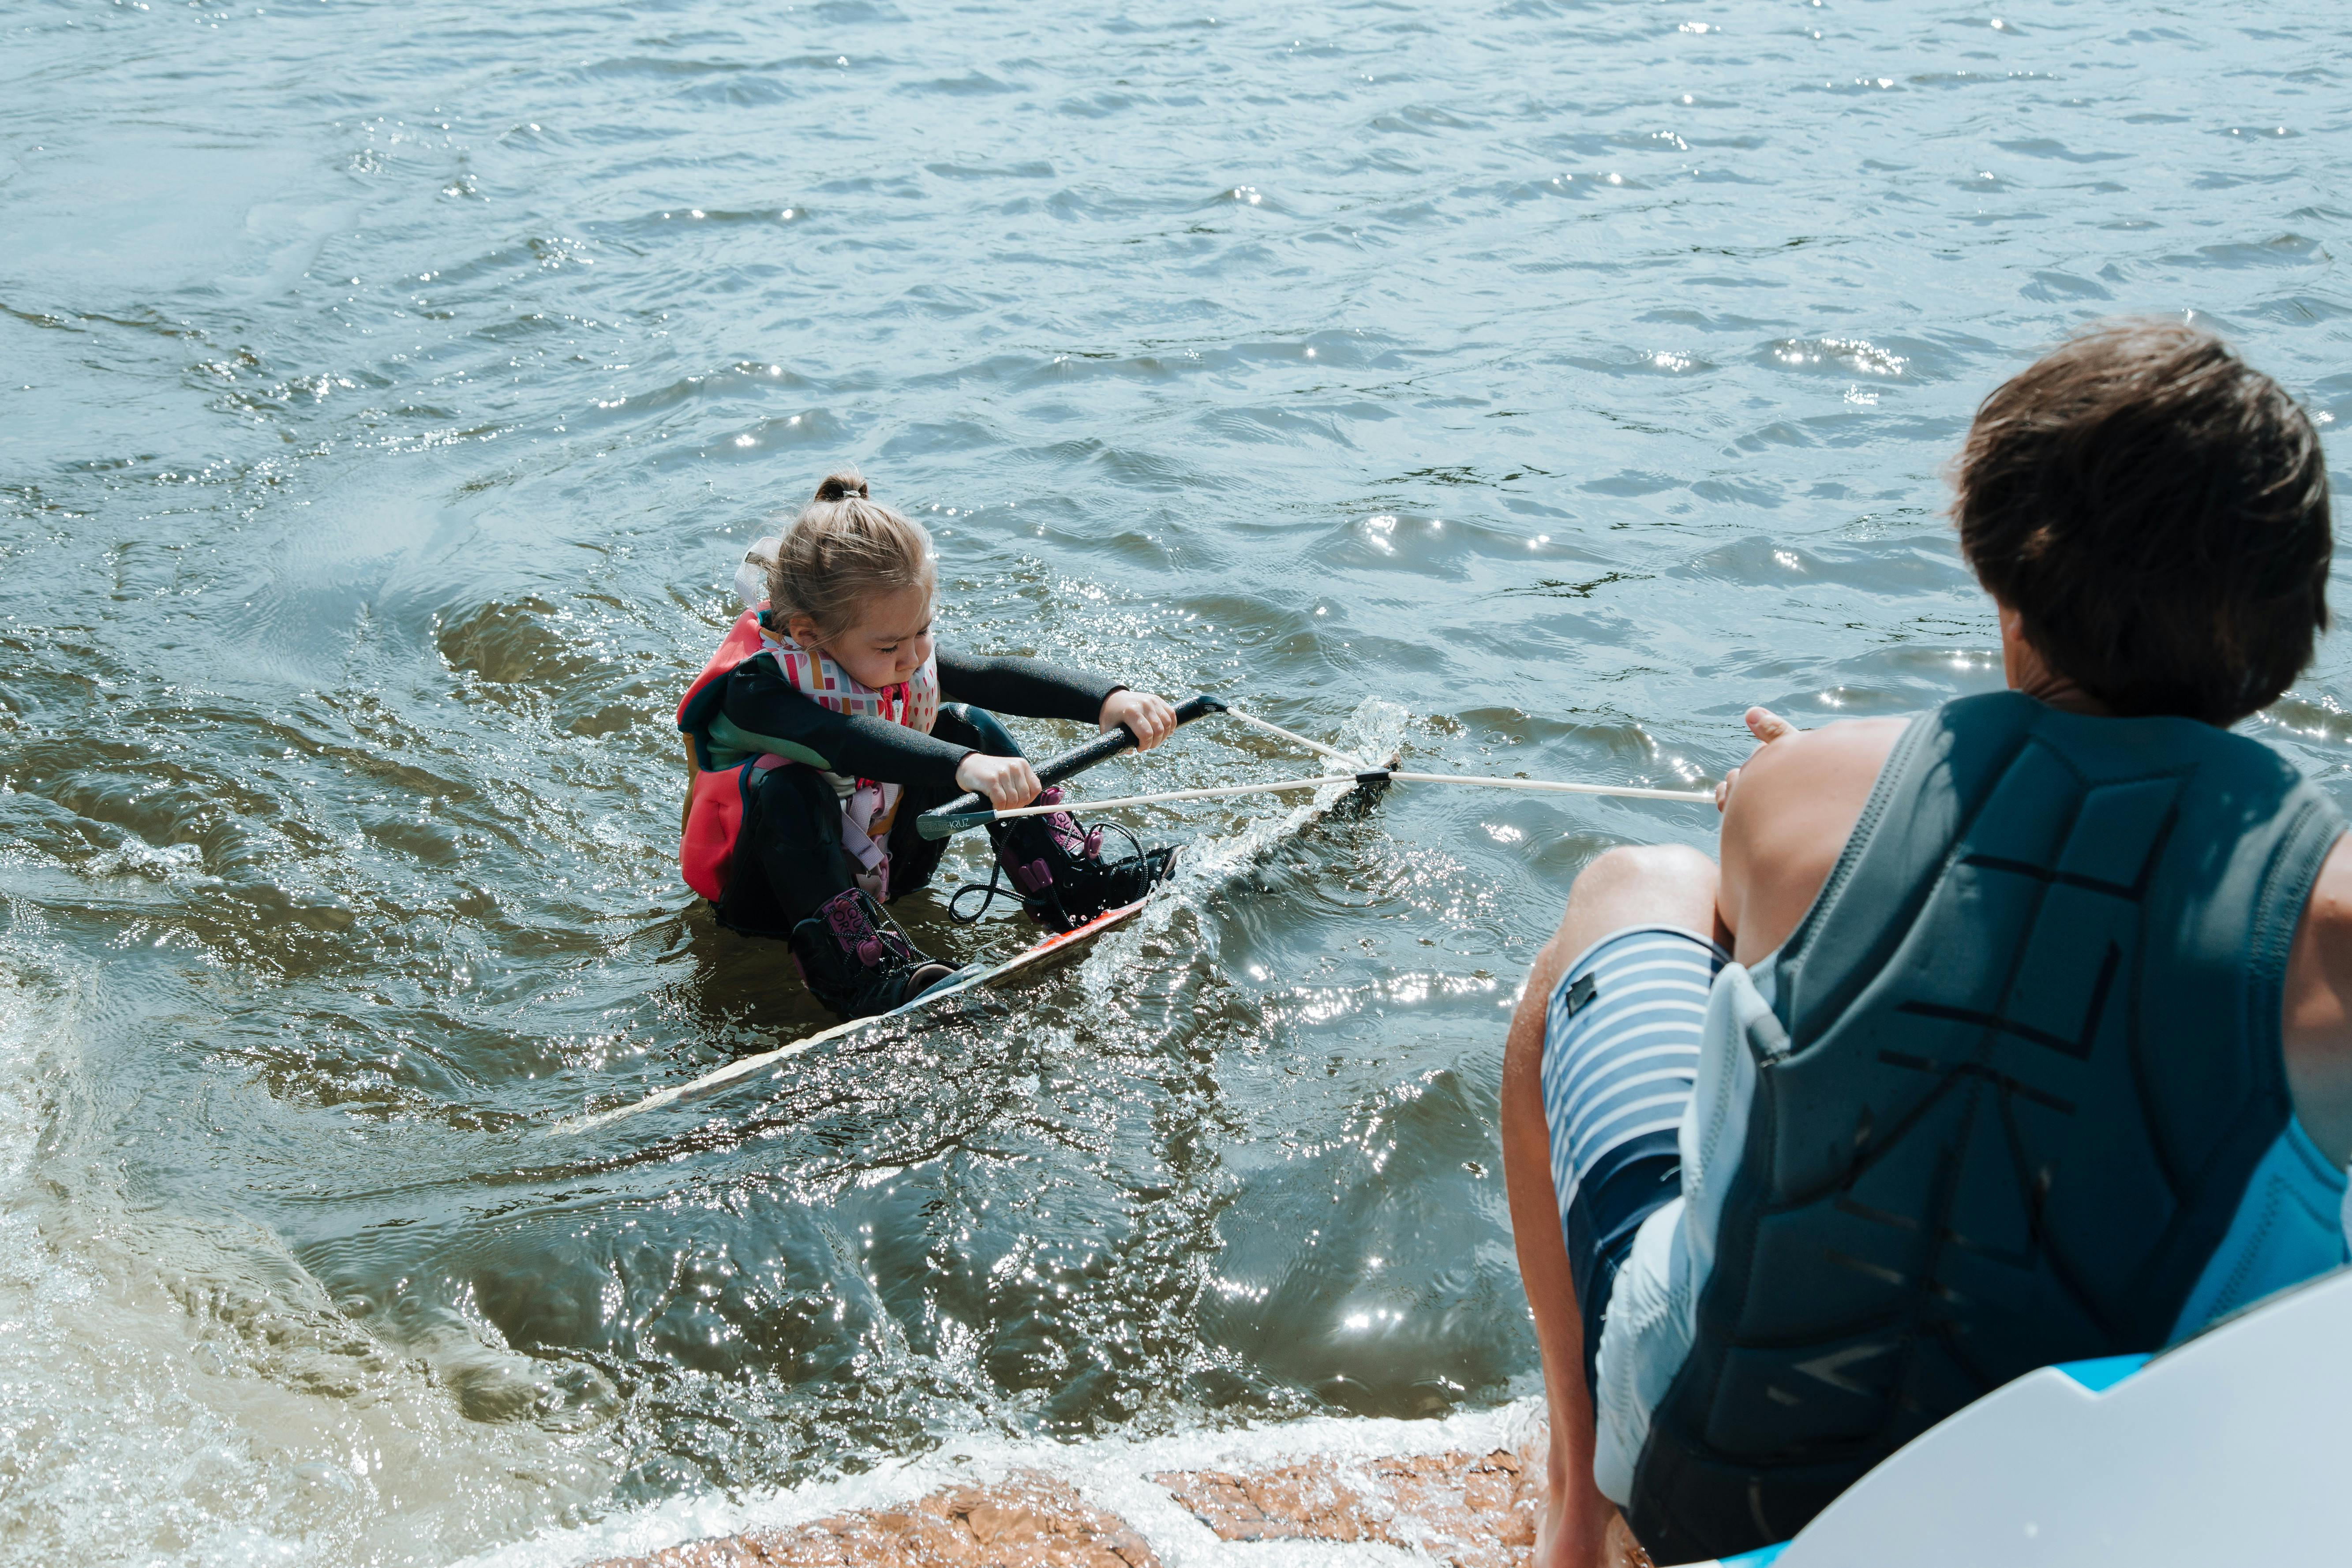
top-left (2281, 833), bottom-right (2352, 1165)
top-left (1715, 710), bottom-right (1905, 965)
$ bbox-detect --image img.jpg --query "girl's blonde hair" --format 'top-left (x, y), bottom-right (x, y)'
top-left (766, 469), bottom-right (935, 639)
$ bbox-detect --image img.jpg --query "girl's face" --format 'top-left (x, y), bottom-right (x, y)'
top-left (796, 584), bottom-right (933, 691)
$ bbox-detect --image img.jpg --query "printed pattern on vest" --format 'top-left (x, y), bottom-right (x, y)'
top-left (760, 632), bottom-right (939, 896)
top-left (764, 634), bottom-right (940, 737)
top-left (1720, 751), bottom-right (2189, 1448)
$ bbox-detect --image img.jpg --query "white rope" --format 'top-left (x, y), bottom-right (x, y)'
top-left (560, 709), bottom-right (1708, 1134)
top-left (971, 768), bottom-right (1715, 823)
top-left (1388, 771), bottom-right (1714, 804)
top-left (1220, 707), bottom-right (1373, 768)
top-left (1213, 706), bottom-right (1713, 805)
top-left (975, 773), bottom-right (1357, 822)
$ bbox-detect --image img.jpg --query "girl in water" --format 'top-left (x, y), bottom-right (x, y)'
top-left (677, 470), bottom-right (1181, 1018)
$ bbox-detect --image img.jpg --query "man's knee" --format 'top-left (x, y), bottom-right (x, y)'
top-left (1570, 842), bottom-right (1715, 906)
top-left (1558, 842), bottom-right (1718, 934)
top-left (1511, 842), bottom-right (1721, 1081)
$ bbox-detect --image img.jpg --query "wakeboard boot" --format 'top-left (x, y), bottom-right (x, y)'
top-left (788, 887), bottom-right (961, 1020)
top-left (959, 786), bottom-right (1179, 933)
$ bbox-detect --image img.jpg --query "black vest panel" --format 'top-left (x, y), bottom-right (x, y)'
top-left (1626, 692), bottom-right (2342, 1561)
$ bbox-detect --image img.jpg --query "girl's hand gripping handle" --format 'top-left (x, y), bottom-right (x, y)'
top-left (1099, 689), bottom-right (1179, 750)
top-left (918, 694), bottom-right (1227, 840)
top-left (954, 752), bottom-right (1044, 811)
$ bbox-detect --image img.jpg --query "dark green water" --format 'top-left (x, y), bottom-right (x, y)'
top-left (2, 1), bottom-right (2346, 1561)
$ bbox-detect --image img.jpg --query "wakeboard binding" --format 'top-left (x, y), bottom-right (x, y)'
top-left (790, 887), bottom-right (960, 1020)
top-left (955, 786), bottom-right (1178, 932)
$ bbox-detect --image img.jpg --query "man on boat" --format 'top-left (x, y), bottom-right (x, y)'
top-left (1502, 318), bottom-right (2349, 1565)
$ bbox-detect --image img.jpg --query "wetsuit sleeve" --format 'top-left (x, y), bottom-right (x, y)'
top-left (935, 649), bottom-right (1124, 723)
top-left (719, 655), bottom-right (973, 788)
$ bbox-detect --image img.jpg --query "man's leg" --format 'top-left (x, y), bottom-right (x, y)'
top-left (1502, 844), bottom-right (1723, 1568)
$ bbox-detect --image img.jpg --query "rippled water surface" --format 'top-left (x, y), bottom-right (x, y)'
top-left (4, 1), bottom-right (2348, 1561)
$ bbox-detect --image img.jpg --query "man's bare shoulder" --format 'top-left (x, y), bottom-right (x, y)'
top-left (1731, 716), bottom-right (1908, 800)
top-left (1722, 715), bottom-right (1909, 852)
top-left (1718, 716), bottom-right (1908, 962)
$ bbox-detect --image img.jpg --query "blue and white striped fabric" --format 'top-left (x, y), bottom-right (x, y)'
top-left (1542, 925), bottom-right (1727, 1214)
top-left (1539, 924), bottom-right (1729, 1392)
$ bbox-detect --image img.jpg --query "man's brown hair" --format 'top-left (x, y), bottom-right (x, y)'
top-left (1954, 318), bottom-right (2333, 725)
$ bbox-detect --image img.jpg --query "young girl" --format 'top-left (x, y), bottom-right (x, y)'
top-left (677, 470), bottom-right (1181, 1018)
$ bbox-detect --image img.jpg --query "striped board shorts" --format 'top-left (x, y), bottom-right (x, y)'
top-left (1539, 924), bottom-right (1730, 1396)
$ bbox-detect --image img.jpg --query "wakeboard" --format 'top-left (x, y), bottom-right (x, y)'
top-left (553, 697), bottom-right (1404, 1138)
top-left (552, 895), bottom-right (1150, 1136)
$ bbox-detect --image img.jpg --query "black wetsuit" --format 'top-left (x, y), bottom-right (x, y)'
top-left (712, 640), bottom-right (1122, 938)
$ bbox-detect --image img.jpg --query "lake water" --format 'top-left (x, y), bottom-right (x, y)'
top-left (3, 1), bottom-right (2346, 1562)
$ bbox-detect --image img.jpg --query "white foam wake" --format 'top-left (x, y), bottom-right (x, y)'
top-left (0, 959), bottom-right (622, 1567)
top-left (1086, 696), bottom-right (1409, 964)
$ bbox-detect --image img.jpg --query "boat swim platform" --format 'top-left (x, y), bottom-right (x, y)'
top-left (1705, 1262), bottom-right (2352, 1568)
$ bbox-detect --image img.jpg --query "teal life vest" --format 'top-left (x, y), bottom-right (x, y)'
top-left (1626, 690), bottom-right (2345, 1560)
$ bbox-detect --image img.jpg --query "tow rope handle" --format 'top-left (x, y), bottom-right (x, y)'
top-left (918, 694), bottom-right (1227, 840)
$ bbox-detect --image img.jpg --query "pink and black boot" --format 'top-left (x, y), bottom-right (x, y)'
top-left (957, 786), bottom-right (1179, 933)
top-left (788, 887), bottom-right (961, 1019)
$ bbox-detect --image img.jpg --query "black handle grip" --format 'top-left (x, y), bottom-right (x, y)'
top-left (917, 694), bottom-right (1226, 839)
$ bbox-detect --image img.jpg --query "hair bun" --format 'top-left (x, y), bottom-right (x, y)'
top-left (813, 469), bottom-right (869, 503)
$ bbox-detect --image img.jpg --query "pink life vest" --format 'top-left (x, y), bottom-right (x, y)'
top-left (675, 610), bottom-right (939, 905)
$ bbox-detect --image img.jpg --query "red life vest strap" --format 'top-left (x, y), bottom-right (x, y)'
top-left (677, 610), bottom-right (774, 902)
top-left (677, 610), bottom-right (769, 765)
